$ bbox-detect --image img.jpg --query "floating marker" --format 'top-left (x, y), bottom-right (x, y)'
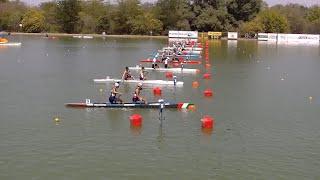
top-left (129, 114), bottom-right (143, 127)
top-left (204, 89), bottom-right (213, 97)
top-left (165, 72), bottom-right (173, 79)
top-left (201, 115), bottom-right (214, 129)
top-left (203, 73), bottom-right (211, 79)
top-left (153, 87), bottom-right (162, 95)
top-left (192, 81), bottom-right (200, 88)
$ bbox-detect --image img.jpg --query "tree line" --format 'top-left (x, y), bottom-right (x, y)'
top-left (0, 0), bottom-right (319, 35)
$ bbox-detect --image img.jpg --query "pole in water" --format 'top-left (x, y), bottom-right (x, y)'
top-left (158, 99), bottom-right (165, 122)
top-left (173, 76), bottom-right (177, 86)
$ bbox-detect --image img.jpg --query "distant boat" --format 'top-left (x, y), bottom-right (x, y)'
top-left (0, 38), bottom-right (21, 46)
top-left (0, 42), bottom-right (21, 46)
top-left (73, 35), bottom-right (93, 39)
top-left (83, 35), bottom-right (93, 39)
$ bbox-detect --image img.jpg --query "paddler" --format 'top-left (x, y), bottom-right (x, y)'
top-left (152, 53), bottom-right (159, 69)
top-left (164, 56), bottom-right (169, 68)
top-left (121, 66), bottom-right (134, 80)
top-left (139, 66), bottom-right (147, 80)
top-left (132, 83), bottom-right (146, 103)
top-left (152, 57), bottom-right (158, 69)
top-left (109, 82), bottom-right (123, 104)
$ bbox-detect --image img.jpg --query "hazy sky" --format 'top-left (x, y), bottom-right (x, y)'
top-left (22, 0), bottom-right (320, 6)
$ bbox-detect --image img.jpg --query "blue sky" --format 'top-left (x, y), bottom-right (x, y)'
top-left (22, 0), bottom-right (320, 6)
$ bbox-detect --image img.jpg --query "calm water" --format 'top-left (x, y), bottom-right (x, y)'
top-left (0, 36), bottom-right (319, 179)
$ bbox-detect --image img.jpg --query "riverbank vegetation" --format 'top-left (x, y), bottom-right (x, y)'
top-left (0, 0), bottom-right (319, 35)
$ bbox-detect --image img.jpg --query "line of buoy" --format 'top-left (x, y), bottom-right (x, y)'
top-left (201, 41), bottom-right (215, 133)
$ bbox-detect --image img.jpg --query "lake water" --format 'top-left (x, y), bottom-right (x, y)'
top-left (0, 36), bottom-right (319, 179)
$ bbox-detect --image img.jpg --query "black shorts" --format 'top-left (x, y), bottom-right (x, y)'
top-left (132, 96), bottom-right (140, 102)
top-left (109, 96), bottom-right (116, 104)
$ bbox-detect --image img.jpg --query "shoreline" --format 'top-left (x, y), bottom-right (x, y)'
top-left (3, 32), bottom-right (261, 41)
top-left (6, 32), bottom-right (168, 39)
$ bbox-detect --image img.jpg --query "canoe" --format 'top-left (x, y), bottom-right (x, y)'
top-left (93, 78), bottom-right (184, 86)
top-left (140, 59), bottom-right (201, 65)
top-left (0, 42), bottom-right (21, 46)
top-left (155, 52), bottom-right (200, 58)
top-left (65, 100), bottom-right (193, 109)
top-left (128, 66), bottom-right (199, 73)
top-left (163, 47), bottom-right (203, 51)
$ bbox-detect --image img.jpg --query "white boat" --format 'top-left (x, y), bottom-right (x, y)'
top-left (83, 35), bottom-right (93, 39)
top-left (163, 46), bottom-right (203, 51)
top-left (0, 42), bottom-right (21, 46)
top-left (160, 48), bottom-right (201, 55)
top-left (73, 35), bottom-right (93, 39)
top-left (128, 66), bottom-right (199, 73)
top-left (93, 77), bottom-right (184, 86)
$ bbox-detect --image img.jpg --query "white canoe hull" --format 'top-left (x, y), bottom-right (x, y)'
top-left (0, 42), bottom-right (21, 46)
top-left (160, 49), bottom-right (201, 55)
top-left (163, 47), bottom-right (202, 51)
top-left (128, 66), bottom-right (199, 73)
top-left (94, 78), bottom-right (184, 86)
top-left (73, 35), bottom-right (93, 39)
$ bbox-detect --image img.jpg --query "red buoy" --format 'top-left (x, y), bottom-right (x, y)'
top-left (165, 72), bottom-right (173, 79)
top-left (203, 73), bottom-right (211, 79)
top-left (204, 89), bottom-right (213, 97)
top-left (153, 87), bottom-right (162, 95)
top-left (201, 115), bottom-right (214, 129)
top-left (192, 81), bottom-right (200, 88)
top-left (130, 114), bottom-right (143, 127)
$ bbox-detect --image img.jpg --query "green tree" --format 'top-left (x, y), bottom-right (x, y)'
top-left (307, 19), bottom-right (320, 33)
top-left (56, 0), bottom-right (81, 33)
top-left (306, 6), bottom-right (320, 22)
top-left (271, 4), bottom-right (308, 33)
top-left (96, 14), bottom-right (111, 34)
top-left (194, 7), bottom-right (234, 31)
top-left (40, 2), bottom-right (59, 32)
top-left (155, 0), bottom-right (193, 32)
top-left (0, 1), bottom-right (27, 31)
top-left (192, 0), bottom-right (223, 9)
top-left (227, 0), bottom-right (262, 22)
top-left (77, 0), bottom-right (108, 33)
top-left (128, 13), bottom-right (163, 35)
top-left (21, 9), bottom-right (45, 33)
top-left (112, 0), bottom-right (143, 34)
top-left (259, 10), bottom-right (289, 33)
top-left (305, 6), bottom-right (320, 33)
top-left (240, 18), bottom-right (263, 36)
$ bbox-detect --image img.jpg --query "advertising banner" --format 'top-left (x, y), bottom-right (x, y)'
top-left (208, 32), bottom-right (222, 39)
top-left (168, 31), bottom-right (198, 39)
top-left (267, 33), bottom-right (278, 41)
top-left (227, 32), bottom-right (238, 40)
top-left (257, 33), bottom-right (268, 41)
